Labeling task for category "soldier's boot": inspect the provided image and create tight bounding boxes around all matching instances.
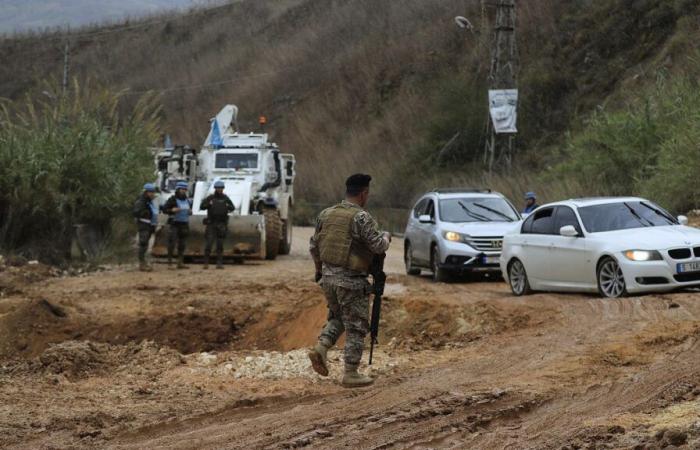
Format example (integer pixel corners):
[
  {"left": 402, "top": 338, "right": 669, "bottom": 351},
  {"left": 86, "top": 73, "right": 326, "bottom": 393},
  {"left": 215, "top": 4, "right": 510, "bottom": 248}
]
[
  {"left": 177, "top": 255, "right": 187, "bottom": 270},
  {"left": 216, "top": 255, "right": 224, "bottom": 269},
  {"left": 341, "top": 365, "right": 374, "bottom": 388},
  {"left": 203, "top": 256, "right": 209, "bottom": 270},
  {"left": 308, "top": 342, "right": 330, "bottom": 377},
  {"left": 139, "top": 261, "right": 153, "bottom": 272},
  {"left": 167, "top": 255, "right": 174, "bottom": 269}
]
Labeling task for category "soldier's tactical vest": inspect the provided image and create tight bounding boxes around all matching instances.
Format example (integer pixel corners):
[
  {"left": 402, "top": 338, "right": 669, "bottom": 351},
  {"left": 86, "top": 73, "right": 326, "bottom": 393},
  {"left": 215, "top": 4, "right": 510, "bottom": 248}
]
[
  {"left": 208, "top": 195, "right": 230, "bottom": 221},
  {"left": 318, "top": 203, "right": 374, "bottom": 273}
]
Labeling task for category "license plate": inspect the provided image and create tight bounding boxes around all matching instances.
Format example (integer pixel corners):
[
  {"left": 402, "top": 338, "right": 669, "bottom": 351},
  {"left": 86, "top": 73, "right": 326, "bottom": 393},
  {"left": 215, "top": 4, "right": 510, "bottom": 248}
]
[
  {"left": 677, "top": 262, "right": 700, "bottom": 273},
  {"left": 483, "top": 256, "right": 500, "bottom": 265}
]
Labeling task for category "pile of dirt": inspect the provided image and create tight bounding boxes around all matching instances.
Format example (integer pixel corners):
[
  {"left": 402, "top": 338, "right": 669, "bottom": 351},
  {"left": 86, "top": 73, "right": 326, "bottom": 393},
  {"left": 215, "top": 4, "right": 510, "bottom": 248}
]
[
  {"left": 0, "top": 298, "right": 71, "bottom": 359},
  {"left": 0, "top": 258, "right": 60, "bottom": 296},
  {"left": 33, "top": 341, "right": 107, "bottom": 379}
]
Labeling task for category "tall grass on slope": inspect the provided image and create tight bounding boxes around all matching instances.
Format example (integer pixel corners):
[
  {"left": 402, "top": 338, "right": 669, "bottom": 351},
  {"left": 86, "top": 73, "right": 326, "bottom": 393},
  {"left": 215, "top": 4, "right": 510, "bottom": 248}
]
[
  {"left": 0, "top": 81, "right": 161, "bottom": 262},
  {"left": 551, "top": 55, "right": 700, "bottom": 214}
]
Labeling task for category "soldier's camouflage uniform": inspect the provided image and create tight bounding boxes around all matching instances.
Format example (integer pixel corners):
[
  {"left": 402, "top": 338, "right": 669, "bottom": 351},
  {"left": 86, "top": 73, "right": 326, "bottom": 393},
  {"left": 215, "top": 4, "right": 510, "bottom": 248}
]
[{"left": 310, "top": 200, "right": 390, "bottom": 369}]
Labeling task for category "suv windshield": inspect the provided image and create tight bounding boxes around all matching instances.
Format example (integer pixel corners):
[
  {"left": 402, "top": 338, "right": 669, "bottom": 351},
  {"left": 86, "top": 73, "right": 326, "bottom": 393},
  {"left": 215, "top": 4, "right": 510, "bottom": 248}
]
[
  {"left": 439, "top": 197, "right": 519, "bottom": 223},
  {"left": 578, "top": 201, "right": 677, "bottom": 233},
  {"left": 215, "top": 153, "right": 258, "bottom": 170}
]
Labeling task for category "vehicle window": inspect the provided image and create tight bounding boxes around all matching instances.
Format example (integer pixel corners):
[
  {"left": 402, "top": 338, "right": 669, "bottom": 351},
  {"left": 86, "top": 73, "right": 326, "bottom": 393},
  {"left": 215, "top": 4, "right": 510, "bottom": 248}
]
[
  {"left": 554, "top": 206, "right": 582, "bottom": 235},
  {"left": 425, "top": 200, "right": 435, "bottom": 219},
  {"left": 438, "top": 197, "right": 519, "bottom": 223},
  {"left": 530, "top": 208, "right": 555, "bottom": 234},
  {"left": 413, "top": 199, "right": 428, "bottom": 218},
  {"left": 521, "top": 214, "right": 535, "bottom": 234},
  {"left": 215, "top": 153, "right": 258, "bottom": 169},
  {"left": 578, "top": 201, "right": 677, "bottom": 233}
]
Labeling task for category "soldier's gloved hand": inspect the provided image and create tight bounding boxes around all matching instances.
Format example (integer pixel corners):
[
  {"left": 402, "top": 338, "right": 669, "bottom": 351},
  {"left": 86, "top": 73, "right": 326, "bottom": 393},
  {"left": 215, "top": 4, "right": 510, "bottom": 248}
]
[{"left": 314, "top": 272, "right": 322, "bottom": 283}]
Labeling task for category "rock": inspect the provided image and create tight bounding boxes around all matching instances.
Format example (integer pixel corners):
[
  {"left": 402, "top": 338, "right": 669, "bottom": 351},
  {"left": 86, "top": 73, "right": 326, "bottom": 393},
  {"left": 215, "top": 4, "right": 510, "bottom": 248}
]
[
  {"left": 608, "top": 425, "right": 625, "bottom": 434},
  {"left": 665, "top": 429, "right": 687, "bottom": 446},
  {"left": 668, "top": 302, "right": 680, "bottom": 309}
]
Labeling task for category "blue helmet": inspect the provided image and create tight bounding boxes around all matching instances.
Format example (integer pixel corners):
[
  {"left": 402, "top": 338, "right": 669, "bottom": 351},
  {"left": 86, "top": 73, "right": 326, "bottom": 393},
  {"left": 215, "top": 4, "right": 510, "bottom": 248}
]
[
  {"left": 143, "top": 183, "right": 156, "bottom": 192},
  {"left": 524, "top": 191, "right": 536, "bottom": 200},
  {"left": 175, "top": 181, "right": 188, "bottom": 190},
  {"left": 214, "top": 180, "right": 225, "bottom": 189}
]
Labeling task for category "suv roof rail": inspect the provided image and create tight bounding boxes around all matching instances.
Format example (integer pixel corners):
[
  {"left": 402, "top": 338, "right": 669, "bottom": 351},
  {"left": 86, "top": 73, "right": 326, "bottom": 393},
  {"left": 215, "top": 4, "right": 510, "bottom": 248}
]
[{"left": 432, "top": 188, "right": 493, "bottom": 194}]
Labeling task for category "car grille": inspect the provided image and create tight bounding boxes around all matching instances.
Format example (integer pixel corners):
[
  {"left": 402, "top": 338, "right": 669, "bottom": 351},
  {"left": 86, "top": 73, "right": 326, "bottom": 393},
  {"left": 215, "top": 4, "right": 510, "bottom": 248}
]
[
  {"left": 669, "top": 248, "right": 692, "bottom": 259},
  {"left": 468, "top": 236, "right": 503, "bottom": 252},
  {"left": 695, "top": 247, "right": 700, "bottom": 258}
]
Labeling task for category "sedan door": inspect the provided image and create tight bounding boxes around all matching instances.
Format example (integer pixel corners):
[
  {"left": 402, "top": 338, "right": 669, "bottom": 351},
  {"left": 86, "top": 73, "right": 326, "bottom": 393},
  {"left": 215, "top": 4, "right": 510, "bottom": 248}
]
[
  {"left": 520, "top": 207, "right": 556, "bottom": 283},
  {"left": 547, "top": 206, "right": 594, "bottom": 289}
]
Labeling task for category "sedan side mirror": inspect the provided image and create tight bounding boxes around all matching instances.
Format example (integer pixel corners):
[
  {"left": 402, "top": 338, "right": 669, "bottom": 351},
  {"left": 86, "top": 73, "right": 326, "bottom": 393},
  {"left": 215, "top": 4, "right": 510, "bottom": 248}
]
[
  {"left": 678, "top": 215, "right": 689, "bottom": 226},
  {"left": 418, "top": 214, "right": 434, "bottom": 224},
  {"left": 560, "top": 225, "right": 579, "bottom": 237}
]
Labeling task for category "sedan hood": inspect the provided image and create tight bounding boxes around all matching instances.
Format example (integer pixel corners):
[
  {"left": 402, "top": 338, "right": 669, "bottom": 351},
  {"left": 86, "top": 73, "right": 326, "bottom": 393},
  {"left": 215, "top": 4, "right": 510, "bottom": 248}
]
[
  {"left": 444, "top": 221, "right": 522, "bottom": 237},
  {"left": 595, "top": 225, "right": 700, "bottom": 250}
]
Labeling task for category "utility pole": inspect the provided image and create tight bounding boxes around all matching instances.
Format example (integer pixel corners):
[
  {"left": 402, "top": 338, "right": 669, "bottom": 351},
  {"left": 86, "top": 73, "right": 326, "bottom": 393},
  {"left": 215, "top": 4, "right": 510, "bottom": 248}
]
[
  {"left": 485, "top": 0, "right": 518, "bottom": 173},
  {"left": 62, "top": 43, "right": 70, "bottom": 96}
]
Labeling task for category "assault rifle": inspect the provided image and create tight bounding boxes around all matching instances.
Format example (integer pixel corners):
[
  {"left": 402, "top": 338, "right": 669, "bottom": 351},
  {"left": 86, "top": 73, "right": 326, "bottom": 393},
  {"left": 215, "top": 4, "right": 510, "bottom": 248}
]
[{"left": 368, "top": 252, "right": 386, "bottom": 365}]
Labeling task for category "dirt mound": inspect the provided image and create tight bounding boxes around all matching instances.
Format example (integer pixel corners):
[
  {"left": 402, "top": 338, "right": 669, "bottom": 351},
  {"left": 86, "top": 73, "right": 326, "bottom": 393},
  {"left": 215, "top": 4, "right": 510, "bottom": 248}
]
[
  {"left": 0, "top": 261, "right": 60, "bottom": 296},
  {"left": 0, "top": 298, "right": 71, "bottom": 359},
  {"left": 33, "top": 341, "right": 107, "bottom": 378}
]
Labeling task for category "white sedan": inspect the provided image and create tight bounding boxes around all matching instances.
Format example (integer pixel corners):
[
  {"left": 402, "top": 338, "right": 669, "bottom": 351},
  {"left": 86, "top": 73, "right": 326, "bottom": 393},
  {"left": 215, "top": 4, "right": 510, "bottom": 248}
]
[{"left": 500, "top": 197, "right": 699, "bottom": 298}]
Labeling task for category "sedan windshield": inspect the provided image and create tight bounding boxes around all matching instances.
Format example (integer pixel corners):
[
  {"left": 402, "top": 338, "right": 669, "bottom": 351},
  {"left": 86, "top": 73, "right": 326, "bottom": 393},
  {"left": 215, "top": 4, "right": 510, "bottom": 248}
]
[
  {"left": 578, "top": 201, "right": 677, "bottom": 233},
  {"left": 439, "top": 197, "right": 519, "bottom": 223}
]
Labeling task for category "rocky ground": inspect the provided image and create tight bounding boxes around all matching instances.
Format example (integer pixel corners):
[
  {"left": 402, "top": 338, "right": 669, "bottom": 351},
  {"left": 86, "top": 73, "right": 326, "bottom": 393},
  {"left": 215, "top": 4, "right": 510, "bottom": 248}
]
[{"left": 1, "top": 228, "right": 700, "bottom": 449}]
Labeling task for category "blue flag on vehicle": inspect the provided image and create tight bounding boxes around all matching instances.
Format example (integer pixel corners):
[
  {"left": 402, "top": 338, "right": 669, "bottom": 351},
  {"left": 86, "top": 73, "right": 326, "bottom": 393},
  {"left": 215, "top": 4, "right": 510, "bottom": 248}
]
[{"left": 210, "top": 120, "right": 223, "bottom": 148}]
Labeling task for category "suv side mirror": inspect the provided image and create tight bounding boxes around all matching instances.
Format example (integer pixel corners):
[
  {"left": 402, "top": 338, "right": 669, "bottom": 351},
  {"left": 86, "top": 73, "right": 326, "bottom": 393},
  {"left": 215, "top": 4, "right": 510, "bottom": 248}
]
[
  {"left": 678, "top": 215, "right": 689, "bottom": 226},
  {"left": 418, "top": 214, "right": 434, "bottom": 224},
  {"left": 560, "top": 225, "right": 579, "bottom": 237}
]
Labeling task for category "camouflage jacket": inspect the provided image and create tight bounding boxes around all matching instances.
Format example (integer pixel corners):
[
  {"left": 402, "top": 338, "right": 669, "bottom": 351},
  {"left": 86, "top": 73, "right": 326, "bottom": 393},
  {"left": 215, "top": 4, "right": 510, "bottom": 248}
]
[{"left": 310, "top": 200, "right": 390, "bottom": 289}]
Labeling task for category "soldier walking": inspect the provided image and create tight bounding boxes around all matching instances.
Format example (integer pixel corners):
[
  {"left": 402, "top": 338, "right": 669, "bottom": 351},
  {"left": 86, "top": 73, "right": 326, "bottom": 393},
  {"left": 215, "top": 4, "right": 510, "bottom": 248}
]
[
  {"left": 200, "top": 180, "right": 235, "bottom": 269},
  {"left": 162, "top": 181, "right": 192, "bottom": 269},
  {"left": 133, "top": 183, "right": 159, "bottom": 272},
  {"left": 308, "top": 174, "right": 391, "bottom": 387}
]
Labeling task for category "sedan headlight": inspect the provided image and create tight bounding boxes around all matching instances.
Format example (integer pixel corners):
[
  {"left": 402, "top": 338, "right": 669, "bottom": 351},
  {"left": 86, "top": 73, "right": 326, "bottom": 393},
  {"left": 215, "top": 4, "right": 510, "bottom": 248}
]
[
  {"left": 444, "top": 231, "right": 470, "bottom": 243},
  {"left": 623, "top": 250, "right": 662, "bottom": 261}
]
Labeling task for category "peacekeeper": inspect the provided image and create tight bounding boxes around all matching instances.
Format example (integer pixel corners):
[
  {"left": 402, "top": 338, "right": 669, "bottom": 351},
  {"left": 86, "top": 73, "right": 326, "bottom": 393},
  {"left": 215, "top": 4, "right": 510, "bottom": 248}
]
[
  {"left": 200, "top": 180, "right": 235, "bottom": 269},
  {"left": 162, "top": 181, "right": 192, "bottom": 269},
  {"left": 133, "top": 182, "right": 159, "bottom": 272},
  {"left": 307, "top": 173, "right": 391, "bottom": 388}
]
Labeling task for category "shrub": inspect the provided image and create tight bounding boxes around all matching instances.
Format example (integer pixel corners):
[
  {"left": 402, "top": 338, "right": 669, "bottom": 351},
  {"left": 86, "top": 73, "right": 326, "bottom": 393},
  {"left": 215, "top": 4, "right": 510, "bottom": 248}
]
[{"left": 0, "top": 80, "right": 161, "bottom": 262}]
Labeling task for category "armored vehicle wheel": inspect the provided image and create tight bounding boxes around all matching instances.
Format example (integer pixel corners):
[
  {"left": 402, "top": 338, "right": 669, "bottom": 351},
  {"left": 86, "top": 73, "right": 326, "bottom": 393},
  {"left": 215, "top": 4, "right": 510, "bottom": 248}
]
[
  {"left": 279, "top": 205, "right": 293, "bottom": 255},
  {"left": 264, "top": 208, "right": 282, "bottom": 260}
]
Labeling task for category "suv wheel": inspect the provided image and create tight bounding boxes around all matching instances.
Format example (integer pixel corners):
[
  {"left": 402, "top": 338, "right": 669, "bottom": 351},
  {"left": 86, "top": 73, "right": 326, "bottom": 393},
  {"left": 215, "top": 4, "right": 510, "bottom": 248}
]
[
  {"left": 431, "top": 246, "right": 448, "bottom": 283},
  {"left": 508, "top": 259, "right": 532, "bottom": 296},
  {"left": 405, "top": 242, "right": 421, "bottom": 276}
]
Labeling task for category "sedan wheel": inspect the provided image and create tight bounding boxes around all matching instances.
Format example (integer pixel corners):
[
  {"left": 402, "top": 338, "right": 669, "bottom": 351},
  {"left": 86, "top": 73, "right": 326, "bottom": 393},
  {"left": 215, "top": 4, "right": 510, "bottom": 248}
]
[
  {"left": 405, "top": 243, "right": 421, "bottom": 276},
  {"left": 508, "top": 259, "right": 532, "bottom": 296},
  {"left": 597, "top": 257, "right": 626, "bottom": 298}
]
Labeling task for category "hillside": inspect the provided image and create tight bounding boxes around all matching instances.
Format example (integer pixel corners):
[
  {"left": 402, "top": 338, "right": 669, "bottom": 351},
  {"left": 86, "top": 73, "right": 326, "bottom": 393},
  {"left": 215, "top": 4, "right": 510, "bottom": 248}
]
[{"left": 1, "top": 0, "right": 699, "bottom": 208}]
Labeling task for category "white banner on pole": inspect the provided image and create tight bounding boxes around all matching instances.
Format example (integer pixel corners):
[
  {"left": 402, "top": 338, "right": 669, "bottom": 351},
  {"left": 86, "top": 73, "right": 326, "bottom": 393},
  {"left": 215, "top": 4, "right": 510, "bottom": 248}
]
[{"left": 488, "top": 89, "right": 518, "bottom": 134}]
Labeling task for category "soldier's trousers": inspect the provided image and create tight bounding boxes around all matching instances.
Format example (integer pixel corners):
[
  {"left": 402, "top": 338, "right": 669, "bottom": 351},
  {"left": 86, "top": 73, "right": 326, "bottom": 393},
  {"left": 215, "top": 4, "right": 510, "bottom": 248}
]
[
  {"left": 137, "top": 224, "right": 155, "bottom": 262},
  {"left": 319, "top": 282, "right": 370, "bottom": 368},
  {"left": 204, "top": 222, "right": 227, "bottom": 260},
  {"left": 167, "top": 222, "right": 189, "bottom": 258}
]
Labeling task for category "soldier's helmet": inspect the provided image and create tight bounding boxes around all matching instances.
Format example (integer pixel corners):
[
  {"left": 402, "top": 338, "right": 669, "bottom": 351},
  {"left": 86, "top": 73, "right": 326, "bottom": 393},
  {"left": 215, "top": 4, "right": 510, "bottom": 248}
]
[
  {"left": 176, "top": 181, "right": 188, "bottom": 190},
  {"left": 214, "top": 180, "right": 225, "bottom": 189},
  {"left": 143, "top": 183, "right": 156, "bottom": 192}
]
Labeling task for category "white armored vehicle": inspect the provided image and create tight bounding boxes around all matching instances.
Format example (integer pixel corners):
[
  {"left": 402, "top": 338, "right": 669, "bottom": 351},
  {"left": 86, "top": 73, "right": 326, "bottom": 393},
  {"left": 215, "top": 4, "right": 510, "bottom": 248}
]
[{"left": 152, "top": 105, "right": 295, "bottom": 260}]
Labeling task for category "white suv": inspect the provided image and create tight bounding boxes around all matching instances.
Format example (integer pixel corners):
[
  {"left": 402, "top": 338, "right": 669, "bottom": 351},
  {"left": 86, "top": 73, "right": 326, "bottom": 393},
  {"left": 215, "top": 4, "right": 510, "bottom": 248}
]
[{"left": 403, "top": 189, "right": 522, "bottom": 281}]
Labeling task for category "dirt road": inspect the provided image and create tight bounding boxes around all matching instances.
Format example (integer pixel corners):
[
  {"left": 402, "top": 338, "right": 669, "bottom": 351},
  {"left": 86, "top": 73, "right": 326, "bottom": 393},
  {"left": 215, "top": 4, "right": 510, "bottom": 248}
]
[{"left": 2, "top": 228, "right": 700, "bottom": 449}]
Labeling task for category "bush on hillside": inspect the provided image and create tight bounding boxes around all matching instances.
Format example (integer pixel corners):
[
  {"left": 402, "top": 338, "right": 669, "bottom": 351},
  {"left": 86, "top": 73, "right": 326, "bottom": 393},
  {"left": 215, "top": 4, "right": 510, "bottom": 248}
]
[
  {"left": 552, "top": 58, "right": 700, "bottom": 213},
  {"left": 0, "top": 80, "right": 161, "bottom": 262}
]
